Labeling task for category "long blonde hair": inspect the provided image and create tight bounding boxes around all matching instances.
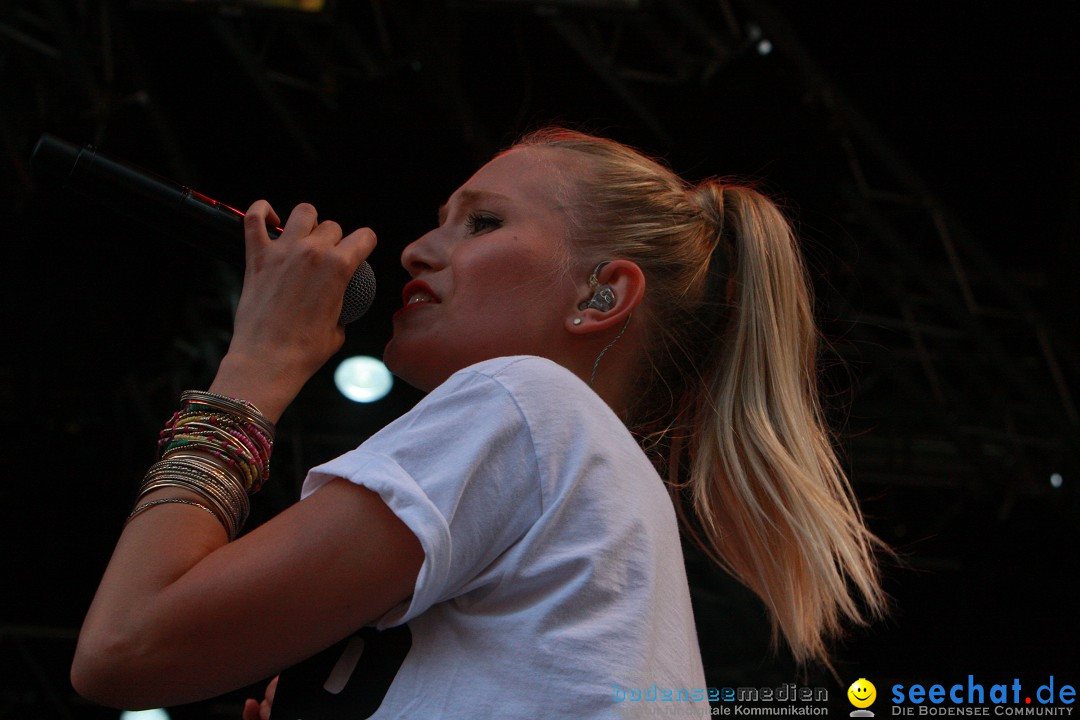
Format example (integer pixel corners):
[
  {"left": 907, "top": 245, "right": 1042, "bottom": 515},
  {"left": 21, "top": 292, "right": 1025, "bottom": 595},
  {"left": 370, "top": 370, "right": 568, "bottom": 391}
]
[{"left": 514, "top": 127, "right": 886, "bottom": 665}]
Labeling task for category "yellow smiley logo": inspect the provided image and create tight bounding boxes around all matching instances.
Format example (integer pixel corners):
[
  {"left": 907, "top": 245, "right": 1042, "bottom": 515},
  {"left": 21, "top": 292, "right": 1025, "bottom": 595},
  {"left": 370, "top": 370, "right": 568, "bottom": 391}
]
[{"left": 848, "top": 678, "right": 877, "bottom": 709}]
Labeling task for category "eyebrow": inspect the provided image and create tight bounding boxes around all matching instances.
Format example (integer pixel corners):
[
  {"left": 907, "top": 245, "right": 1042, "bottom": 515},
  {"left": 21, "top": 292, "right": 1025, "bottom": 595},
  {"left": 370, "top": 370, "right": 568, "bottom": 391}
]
[{"left": 437, "top": 189, "right": 513, "bottom": 226}]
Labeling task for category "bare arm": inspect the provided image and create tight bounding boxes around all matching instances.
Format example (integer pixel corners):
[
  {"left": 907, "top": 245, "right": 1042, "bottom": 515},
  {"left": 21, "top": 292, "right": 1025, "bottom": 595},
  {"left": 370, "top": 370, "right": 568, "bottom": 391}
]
[
  {"left": 73, "top": 477, "right": 422, "bottom": 708},
  {"left": 71, "top": 202, "right": 423, "bottom": 709}
]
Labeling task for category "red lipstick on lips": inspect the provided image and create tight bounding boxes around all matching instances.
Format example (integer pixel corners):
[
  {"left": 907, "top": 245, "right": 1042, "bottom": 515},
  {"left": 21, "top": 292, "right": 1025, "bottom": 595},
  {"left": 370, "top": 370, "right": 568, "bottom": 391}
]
[{"left": 396, "top": 280, "right": 440, "bottom": 317}]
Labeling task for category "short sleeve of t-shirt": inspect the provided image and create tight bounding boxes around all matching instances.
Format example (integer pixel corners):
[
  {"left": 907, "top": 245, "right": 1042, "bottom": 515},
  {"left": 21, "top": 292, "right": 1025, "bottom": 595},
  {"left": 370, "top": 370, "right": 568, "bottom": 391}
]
[{"left": 302, "top": 359, "right": 545, "bottom": 628}]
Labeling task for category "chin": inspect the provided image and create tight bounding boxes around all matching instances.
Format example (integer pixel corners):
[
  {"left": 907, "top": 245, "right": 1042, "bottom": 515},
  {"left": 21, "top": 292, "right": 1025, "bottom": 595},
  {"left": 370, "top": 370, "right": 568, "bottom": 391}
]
[{"left": 383, "top": 341, "right": 444, "bottom": 393}]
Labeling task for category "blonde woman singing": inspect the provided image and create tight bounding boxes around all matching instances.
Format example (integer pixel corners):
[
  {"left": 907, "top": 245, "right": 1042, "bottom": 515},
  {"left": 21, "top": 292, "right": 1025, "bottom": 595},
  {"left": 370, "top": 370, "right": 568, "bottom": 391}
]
[{"left": 73, "top": 128, "right": 885, "bottom": 719}]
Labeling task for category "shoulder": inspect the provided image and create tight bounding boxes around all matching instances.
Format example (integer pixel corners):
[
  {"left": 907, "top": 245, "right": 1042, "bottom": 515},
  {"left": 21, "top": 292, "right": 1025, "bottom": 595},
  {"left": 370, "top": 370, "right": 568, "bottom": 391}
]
[
  {"left": 386, "top": 356, "right": 583, "bottom": 433},
  {"left": 331, "top": 357, "right": 587, "bottom": 471},
  {"left": 442, "top": 355, "right": 615, "bottom": 432},
  {"left": 448, "top": 355, "right": 588, "bottom": 399},
  {"left": 451, "top": 356, "right": 653, "bottom": 490}
]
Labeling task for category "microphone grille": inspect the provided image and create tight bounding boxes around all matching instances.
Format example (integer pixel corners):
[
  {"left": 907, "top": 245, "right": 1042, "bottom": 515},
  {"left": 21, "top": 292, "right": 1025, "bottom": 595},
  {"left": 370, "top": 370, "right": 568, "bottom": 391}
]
[{"left": 339, "top": 261, "right": 377, "bottom": 325}]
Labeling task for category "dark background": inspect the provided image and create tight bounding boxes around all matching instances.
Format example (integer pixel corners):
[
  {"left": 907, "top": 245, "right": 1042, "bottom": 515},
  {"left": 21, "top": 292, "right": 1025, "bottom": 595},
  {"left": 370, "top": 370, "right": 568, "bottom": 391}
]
[{"left": 2, "top": 1, "right": 1078, "bottom": 717}]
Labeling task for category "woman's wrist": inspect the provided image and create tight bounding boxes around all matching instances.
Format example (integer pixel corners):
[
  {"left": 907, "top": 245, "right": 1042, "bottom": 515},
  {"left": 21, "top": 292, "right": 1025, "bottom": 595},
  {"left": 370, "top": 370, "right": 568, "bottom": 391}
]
[{"left": 209, "top": 352, "right": 307, "bottom": 424}]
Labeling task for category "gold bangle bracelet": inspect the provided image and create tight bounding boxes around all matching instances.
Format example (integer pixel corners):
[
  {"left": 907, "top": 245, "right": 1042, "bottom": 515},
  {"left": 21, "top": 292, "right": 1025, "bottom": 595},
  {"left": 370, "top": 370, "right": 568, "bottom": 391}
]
[{"left": 126, "top": 498, "right": 219, "bottom": 526}]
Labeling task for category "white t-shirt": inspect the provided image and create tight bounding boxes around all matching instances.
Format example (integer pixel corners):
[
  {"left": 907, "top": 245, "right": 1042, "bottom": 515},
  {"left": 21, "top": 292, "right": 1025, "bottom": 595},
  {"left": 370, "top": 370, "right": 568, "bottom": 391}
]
[{"left": 298, "top": 355, "right": 708, "bottom": 718}]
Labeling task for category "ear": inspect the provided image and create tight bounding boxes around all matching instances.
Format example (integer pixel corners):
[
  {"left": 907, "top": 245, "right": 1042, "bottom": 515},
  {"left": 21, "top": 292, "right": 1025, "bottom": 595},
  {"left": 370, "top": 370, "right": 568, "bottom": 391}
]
[{"left": 565, "top": 259, "right": 646, "bottom": 335}]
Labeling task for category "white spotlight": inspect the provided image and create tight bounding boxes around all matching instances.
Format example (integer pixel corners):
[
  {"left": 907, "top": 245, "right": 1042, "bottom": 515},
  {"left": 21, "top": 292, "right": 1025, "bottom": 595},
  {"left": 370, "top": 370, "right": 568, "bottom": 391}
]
[
  {"left": 757, "top": 39, "right": 773, "bottom": 55},
  {"left": 120, "top": 710, "right": 171, "bottom": 720},
  {"left": 1050, "top": 472, "right": 1063, "bottom": 489},
  {"left": 335, "top": 356, "right": 393, "bottom": 403}
]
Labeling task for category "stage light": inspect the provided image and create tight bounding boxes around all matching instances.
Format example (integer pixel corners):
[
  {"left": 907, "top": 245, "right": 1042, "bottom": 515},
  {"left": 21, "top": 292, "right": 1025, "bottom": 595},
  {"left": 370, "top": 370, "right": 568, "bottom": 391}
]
[
  {"left": 746, "top": 24, "right": 772, "bottom": 56},
  {"left": 335, "top": 356, "right": 393, "bottom": 403},
  {"left": 120, "top": 710, "right": 171, "bottom": 720},
  {"left": 1050, "top": 472, "right": 1063, "bottom": 489}
]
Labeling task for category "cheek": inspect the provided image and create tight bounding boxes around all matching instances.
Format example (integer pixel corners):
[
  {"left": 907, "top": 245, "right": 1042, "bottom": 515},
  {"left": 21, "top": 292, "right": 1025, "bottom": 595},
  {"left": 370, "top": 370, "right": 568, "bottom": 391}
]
[
  {"left": 458, "top": 242, "right": 572, "bottom": 308},
  {"left": 459, "top": 242, "right": 525, "bottom": 279}
]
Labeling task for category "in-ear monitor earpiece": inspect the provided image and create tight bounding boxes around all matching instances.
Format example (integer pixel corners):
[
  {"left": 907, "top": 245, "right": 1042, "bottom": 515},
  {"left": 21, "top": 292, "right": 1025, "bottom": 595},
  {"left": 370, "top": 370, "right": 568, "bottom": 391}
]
[{"left": 579, "top": 260, "right": 616, "bottom": 312}]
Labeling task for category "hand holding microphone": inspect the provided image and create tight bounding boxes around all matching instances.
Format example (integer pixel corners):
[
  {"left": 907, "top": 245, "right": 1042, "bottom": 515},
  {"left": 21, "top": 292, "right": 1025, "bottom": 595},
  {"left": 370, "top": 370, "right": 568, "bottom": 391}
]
[
  {"left": 30, "top": 134, "right": 377, "bottom": 324},
  {"left": 30, "top": 133, "right": 382, "bottom": 421},
  {"left": 223, "top": 197, "right": 378, "bottom": 409}
]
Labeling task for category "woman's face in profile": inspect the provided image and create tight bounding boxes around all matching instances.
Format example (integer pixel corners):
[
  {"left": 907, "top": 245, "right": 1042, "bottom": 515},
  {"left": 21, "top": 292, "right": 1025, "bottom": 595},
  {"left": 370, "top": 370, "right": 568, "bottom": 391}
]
[{"left": 383, "top": 147, "right": 586, "bottom": 391}]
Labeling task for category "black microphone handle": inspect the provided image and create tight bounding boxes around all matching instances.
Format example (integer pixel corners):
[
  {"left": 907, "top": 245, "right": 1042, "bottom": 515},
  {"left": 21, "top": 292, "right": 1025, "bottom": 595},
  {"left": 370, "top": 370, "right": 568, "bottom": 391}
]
[{"left": 30, "top": 134, "right": 375, "bottom": 324}]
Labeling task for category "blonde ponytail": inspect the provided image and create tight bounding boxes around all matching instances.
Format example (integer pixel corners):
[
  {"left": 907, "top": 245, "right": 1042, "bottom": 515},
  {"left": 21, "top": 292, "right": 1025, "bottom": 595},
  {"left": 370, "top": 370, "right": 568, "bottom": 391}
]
[
  {"left": 686, "top": 185, "right": 886, "bottom": 664},
  {"left": 513, "top": 128, "right": 887, "bottom": 665}
]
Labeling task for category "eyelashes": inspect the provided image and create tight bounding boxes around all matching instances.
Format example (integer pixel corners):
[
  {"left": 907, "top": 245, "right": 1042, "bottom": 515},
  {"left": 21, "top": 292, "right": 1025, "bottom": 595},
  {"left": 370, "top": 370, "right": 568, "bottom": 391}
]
[
  {"left": 435, "top": 205, "right": 503, "bottom": 235},
  {"left": 465, "top": 211, "right": 502, "bottom": 235}
]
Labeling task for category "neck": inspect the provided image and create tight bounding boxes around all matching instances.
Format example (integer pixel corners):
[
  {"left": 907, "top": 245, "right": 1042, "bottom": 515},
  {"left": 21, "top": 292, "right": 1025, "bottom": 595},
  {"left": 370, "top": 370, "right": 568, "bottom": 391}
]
[{"left": 571, "top": 319, "right": 645, "bottom": 422}]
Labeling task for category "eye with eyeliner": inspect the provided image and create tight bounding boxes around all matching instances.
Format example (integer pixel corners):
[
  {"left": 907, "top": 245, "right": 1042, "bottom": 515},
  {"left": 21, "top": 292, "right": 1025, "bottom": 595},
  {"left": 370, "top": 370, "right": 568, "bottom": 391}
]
[{"left": 465, "top": 211, "right": 502, "bottom": 234}]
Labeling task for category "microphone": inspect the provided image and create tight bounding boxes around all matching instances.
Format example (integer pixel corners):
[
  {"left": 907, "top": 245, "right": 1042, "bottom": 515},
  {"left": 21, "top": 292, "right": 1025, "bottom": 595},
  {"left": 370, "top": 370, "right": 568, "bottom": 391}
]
[{"left": 29, "top": 133, "right": 376, "bottom": 324}]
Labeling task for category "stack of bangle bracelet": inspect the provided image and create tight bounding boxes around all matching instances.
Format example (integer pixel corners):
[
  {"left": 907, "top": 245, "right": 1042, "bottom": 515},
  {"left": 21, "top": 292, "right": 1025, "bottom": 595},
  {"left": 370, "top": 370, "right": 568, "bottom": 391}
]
[{"left": 126, "top": 390, "right": 275, "bottom": 540}]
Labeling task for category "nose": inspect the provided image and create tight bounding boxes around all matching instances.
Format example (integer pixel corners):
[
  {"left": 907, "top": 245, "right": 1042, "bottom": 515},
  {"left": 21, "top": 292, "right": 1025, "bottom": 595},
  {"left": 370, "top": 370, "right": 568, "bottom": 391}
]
[{"left": 400, "top": 229, "right": 439, "bottom": 277}]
